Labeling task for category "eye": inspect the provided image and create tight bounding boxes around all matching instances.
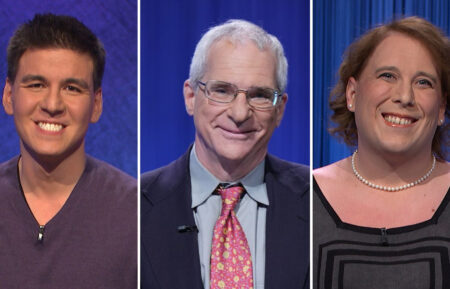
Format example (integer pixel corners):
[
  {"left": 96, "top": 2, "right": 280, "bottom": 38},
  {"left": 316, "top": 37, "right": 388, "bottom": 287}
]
[
  {"left": 249, "top": 87, "right": 273, "bottom": 103},
  {"left": 212, "top": 87, "right": 227, "bottom": 94},
  {"left": 209, "top": 83, "right": 234, "bottom": 95},
  {"left": 25, "top": 82, "right": 45, "bottom": 90},
  {"left": 253, "top": 88, "right": 271, "bottom": 98},
  {"left": 416, "top": 78, "right": 433, "bottom": 88},
  {"left": 64, "top": 85, "right": 82, "bottom": 93},
  {"left": 378, "top": 72, "right": 396, "bottom": 81}
]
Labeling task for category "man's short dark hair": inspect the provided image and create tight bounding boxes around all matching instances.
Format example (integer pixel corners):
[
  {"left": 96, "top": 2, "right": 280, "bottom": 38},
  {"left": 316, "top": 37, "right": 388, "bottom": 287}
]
[{"left": 7, "top": 13, "right": 106, "bottom": 90}]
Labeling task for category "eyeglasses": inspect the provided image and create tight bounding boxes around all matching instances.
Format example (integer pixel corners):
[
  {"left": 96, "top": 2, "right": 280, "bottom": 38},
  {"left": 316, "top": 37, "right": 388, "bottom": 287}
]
[{"left": 197, "top": 80, "right": 282, "bottom": 110}]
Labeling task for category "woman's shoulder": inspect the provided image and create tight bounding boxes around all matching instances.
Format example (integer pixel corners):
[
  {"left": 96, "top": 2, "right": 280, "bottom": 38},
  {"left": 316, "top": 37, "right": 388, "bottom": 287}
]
[
  {"left": 313, "top": 157, "right": 358, "bottom": 200},
  {"left": 314, "top": 158, "right": 352, "bottom": 183}
]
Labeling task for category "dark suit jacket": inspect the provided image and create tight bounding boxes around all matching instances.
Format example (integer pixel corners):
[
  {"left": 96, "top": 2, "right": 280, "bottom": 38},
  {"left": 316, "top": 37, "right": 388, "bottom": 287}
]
[{"left": 141, "top": 149, "right": 309, "bottom": 289}]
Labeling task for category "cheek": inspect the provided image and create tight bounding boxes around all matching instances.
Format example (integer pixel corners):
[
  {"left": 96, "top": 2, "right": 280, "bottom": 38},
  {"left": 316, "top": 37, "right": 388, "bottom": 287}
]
[
  {"left": 67, "top": 100, "right": 94, "bottom": 123},
  {"left": 12, "top": 96, "right": 33, "bottom": 116},
  {"left": 423, "top": 93, "right": 443, "bottom": 115},
  {"left": 355, "top": 81, "right": 390, "bottom": 106},
  {"left": 256, "top": 112, "right": 277, "bottom": 132},
  {"left": 194, "top": 99, "right": 226, "bottom": 122},
  {"left": 411, "top": 90, "right": 441, "bottom": 119}
]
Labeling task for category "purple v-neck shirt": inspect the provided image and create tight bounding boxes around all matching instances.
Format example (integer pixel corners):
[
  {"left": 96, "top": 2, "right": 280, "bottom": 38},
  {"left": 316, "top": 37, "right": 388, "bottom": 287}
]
[{"left": 0, "top": 156, "right": 137, "bottom": 288}]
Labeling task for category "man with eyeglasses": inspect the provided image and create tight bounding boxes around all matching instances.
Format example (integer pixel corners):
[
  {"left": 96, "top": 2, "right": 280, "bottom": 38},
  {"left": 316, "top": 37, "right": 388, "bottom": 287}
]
[{"left": 141, "top": 19, "right": 309, "bottom": 289}]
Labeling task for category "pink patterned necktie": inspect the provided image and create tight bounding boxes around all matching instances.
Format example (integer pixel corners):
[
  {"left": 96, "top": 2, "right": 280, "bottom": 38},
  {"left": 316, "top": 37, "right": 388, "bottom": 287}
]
[{"left": 210, "top": 184, "right": 254, "bottom": 289}]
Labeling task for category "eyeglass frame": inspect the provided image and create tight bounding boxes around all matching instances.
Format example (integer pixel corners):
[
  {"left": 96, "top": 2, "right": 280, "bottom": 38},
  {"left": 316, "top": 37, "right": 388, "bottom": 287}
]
[{"left": 196, "top": 80, "right": 283, "bottom": 110}]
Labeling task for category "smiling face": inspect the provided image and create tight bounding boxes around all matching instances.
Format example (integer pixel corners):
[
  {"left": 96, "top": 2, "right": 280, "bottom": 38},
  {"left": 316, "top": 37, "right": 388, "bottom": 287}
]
[
  {"left": 346, "top": 32, "right": 445, "bottom": 158},
  {"left": 184, "top": 39, "right": 287, "bottom": 177},
  {"left": 2, "top": 48, "right": 102, "bottom": 162}
]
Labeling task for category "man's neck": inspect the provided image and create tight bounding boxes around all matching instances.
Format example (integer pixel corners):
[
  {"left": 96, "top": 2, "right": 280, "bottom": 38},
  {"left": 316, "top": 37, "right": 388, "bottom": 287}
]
[{"left": 19, "top": 146, "right": 87, "bottom": 198}]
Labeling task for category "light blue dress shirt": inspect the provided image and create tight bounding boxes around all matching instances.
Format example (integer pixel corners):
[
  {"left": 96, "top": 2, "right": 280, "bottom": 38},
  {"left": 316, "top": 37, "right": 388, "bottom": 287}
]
[{"left": 190, "top": 147, "right": 268, "bottom": 289}]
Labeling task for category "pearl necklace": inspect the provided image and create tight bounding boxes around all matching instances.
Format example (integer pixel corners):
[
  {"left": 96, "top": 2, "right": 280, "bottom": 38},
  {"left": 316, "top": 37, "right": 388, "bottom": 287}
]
[{"left": 351, "top": 150, "right": 436, "bottom": 192}]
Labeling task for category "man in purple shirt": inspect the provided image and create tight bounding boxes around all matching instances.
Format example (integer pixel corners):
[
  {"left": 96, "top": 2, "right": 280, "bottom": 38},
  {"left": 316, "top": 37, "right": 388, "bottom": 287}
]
[{"left": 0, "top": 14, "right": 136, "bottom": 288}]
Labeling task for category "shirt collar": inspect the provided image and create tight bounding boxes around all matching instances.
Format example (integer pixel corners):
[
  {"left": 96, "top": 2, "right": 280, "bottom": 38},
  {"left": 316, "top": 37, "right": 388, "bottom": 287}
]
[{"left": 190, "top": 145, "right": 268, "bottom": 208}]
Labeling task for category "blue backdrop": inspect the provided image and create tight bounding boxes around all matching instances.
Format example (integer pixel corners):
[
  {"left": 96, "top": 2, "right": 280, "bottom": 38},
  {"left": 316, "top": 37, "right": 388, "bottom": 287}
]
[
  {"left": 0, "top": 0, "right": 137, "bottom": 177},
  {"left": 141, "top": 0, "right": 310, "bottom": 173},
  {"left": 313, "top": 0, "right": 450, "bottom": 168}
]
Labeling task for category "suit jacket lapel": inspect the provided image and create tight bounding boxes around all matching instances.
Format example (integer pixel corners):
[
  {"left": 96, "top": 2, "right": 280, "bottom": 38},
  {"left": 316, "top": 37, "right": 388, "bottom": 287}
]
[
  {"left": 141, "top": 150, "right": 204, "bottom": 289},
  {"left": 264, "top": 155, "right": 310, "bottom": 289}
]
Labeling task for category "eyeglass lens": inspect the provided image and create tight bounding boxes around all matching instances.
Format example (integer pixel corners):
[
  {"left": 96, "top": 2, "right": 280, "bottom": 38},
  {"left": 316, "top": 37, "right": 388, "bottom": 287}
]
[{"left": 205, "top": 81, "right": 277, "bottom": 108}]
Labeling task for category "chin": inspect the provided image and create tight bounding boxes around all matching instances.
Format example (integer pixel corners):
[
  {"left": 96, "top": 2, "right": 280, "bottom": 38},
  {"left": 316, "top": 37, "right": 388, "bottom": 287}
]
[
  {"left": 22, "top": 140, "right": 84, "bottom": 162},
  {"left": 29, "top": 148, "right": 67, "bottom": 160}
]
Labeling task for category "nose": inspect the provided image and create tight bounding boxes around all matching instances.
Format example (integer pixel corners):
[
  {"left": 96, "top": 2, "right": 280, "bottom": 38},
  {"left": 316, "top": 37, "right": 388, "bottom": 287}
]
[
  {"left": 227, "top": 91, "right": 251, "bottom": 125},
  {"left": 40, "top": 87, "right": 65, "bottom": 116},
  {"left": 392, "top": 81, "right": 415, "bottom": 106}
]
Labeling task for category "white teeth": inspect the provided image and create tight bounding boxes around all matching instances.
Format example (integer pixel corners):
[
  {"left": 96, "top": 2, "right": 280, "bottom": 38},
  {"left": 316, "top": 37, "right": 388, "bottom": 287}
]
[
  {"left": 38, "top": 122, "right": 63, "bottom": 132},
  {"left": 384, "top": 115, "right": 412, "bottom": 125}
]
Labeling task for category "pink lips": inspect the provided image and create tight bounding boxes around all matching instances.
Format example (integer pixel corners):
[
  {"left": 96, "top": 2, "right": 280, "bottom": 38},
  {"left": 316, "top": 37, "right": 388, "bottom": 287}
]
[{"left": 218, "top": 126, "right": 256, "bottom": 139}]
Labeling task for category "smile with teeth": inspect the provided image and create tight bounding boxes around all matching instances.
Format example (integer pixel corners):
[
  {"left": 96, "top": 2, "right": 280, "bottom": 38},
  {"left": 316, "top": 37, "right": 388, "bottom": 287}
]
[
  {"left": 383, "top": 114, "right": 415, "bottom": 125},
  {"left": 38, "top": 122, "right": 64, "bottom": 132}
]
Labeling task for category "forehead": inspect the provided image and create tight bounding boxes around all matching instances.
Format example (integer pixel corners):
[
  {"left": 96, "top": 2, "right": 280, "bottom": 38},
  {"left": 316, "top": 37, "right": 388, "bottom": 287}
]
[
  {"left": 16, "top": 48, "right": 94, "bottom": 83},
  {"left": 204, "top": 39, "right": 277, "bottom": 87},
  {"left": 364, "top": 32, "right": 438, "bottom": 74}
]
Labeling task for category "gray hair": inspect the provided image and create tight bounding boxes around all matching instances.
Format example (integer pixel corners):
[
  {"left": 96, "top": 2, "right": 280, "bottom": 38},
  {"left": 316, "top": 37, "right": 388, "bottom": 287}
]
[{"left": 189, "top": 19, "right": 288, "bottom": 92}]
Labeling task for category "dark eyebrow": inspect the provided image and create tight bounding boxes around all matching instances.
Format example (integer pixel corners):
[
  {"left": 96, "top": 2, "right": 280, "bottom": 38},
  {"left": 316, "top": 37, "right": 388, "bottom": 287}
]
[
  {"left": 63, "top": 78, "right": 89, "bottom": 90},
  {"left": 20, "top": 74, "right": 48, "bottom": 84}
]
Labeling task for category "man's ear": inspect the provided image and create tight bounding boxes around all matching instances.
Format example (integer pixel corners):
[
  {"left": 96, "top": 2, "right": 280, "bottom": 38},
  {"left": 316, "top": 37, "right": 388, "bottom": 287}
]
[
  {"left": 346, "top": 77, "right": 357, "bottom": 112},
  {"left": 3, "top": 78, "right": 14, "bottom": 115},
  {"left": 90, "top": 87, "right": 103, "bottom": 123},
  {"left": 275, "top": 93, "right": 288, "bottom": 126},
  {"left": 184, "top": 79, "right": 195, "bottom": 116}
]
